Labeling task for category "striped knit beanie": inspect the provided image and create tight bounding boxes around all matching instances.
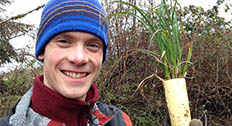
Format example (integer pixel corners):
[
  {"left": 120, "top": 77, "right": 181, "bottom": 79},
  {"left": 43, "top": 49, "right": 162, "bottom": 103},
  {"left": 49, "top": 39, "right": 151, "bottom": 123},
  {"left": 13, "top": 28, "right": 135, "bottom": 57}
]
[{"left": 35, "top": 0, "right": 108, "bottom": 62}]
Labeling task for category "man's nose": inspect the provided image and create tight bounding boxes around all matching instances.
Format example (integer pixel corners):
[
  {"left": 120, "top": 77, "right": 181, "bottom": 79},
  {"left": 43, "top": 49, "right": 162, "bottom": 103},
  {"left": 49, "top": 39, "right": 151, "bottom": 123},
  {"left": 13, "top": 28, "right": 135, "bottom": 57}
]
[{"left": 67, "top": 46, "right": 89, "bottom": 65}]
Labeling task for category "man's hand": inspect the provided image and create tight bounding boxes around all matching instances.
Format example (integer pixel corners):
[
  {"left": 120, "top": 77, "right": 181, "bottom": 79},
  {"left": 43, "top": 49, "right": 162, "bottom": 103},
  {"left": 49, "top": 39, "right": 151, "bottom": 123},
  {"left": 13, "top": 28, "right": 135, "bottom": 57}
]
[{"left": 189, "top": 119, "right": 203, "bottom": 126}]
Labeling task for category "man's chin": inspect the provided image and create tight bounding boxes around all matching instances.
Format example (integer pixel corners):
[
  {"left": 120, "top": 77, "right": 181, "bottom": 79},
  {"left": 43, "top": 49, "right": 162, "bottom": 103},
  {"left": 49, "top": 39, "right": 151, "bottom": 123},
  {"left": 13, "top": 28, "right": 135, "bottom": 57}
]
[{"left": 62, "top": 92, "right": 86, "bottom": 101}]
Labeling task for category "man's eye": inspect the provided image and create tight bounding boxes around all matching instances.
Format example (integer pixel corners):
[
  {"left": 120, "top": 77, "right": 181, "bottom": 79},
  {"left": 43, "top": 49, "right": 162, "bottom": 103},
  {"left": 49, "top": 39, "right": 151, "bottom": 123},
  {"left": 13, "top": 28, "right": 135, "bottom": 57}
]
[
  {"left": 57, "top": 39, "right": 68, "bottom": 43},
  {"left": 53, "top": 38, "right": 71, "bottom": 47},
  {"left": 88, "top": 43, "right": 103, "bottom": 51},
  {"left": 89, "top": 43, "right": 99, "bottom": 47}
]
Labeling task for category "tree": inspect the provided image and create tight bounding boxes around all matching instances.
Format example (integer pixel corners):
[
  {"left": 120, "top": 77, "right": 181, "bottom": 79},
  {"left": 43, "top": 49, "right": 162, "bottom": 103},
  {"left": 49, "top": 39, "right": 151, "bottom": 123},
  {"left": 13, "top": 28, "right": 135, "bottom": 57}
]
[
  {"left": 0, "top": 20, "right": 33, "bottom": 65},
  {"left": 0, "top": 0, "right": 36, "bottom": 65}
]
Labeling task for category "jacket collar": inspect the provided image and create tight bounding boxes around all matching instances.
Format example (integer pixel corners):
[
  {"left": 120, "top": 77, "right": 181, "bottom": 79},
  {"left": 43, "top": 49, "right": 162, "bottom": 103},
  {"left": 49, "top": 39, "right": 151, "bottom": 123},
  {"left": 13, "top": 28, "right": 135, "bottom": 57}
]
[{"left": 31, "top": 75, "right": 98, "bottom": 126}]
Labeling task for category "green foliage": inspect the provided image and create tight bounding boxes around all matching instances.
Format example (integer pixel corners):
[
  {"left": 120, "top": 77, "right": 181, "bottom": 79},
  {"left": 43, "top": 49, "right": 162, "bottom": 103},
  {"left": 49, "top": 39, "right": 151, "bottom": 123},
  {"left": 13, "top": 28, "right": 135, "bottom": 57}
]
[
  {"left": 109, "top": 0, "right": 192, "bottom": 79},
  {"left": 0, "top": 65, "right": 42, "bottom": 116},
  {"left": 0, "top": 95, "right": 21, "bottom": 117},
  {"left": 1, "top": 79, "right": 10, "bottom": 85}
]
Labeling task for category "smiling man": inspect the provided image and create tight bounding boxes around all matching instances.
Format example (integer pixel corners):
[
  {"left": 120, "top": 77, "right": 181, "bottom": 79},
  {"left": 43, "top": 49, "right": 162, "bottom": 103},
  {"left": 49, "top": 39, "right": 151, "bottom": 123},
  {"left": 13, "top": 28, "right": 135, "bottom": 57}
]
[
  {"left": 0, "top": 0, "right": 132, "bottom": 126},
  {"left": 41, "top": 31, "right": 104, "bottom": 101}
]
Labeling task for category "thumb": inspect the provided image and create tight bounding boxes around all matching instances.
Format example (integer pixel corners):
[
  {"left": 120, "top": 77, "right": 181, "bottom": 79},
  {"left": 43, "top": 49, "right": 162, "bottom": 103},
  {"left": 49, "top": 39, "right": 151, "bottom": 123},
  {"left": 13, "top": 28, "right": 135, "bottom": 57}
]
[{"left": 189, "top": 119, "right": 203, "bottom": 126}]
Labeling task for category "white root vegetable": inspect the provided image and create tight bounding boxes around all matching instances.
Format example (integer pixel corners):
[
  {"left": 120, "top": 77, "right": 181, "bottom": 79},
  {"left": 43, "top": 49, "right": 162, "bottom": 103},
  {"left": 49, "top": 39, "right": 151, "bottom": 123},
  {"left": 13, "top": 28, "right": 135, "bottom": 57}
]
[{"left": 163, "top": 78, "right": 191, "bottom": 126}]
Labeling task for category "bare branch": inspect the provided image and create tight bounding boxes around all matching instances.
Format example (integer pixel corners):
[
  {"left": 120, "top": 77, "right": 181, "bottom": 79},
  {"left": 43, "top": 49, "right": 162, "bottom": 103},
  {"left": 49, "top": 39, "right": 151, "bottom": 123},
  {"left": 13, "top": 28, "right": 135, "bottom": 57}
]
[{"left": 0, "top": 4, "right": 45, "bottom": 25}]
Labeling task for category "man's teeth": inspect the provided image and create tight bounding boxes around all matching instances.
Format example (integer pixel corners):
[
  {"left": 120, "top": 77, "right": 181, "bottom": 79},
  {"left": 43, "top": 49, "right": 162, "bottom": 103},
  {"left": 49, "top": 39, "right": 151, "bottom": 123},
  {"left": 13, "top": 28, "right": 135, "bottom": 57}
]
[{"left": 64, "top": 72, "right": 86, "bottom": 78}]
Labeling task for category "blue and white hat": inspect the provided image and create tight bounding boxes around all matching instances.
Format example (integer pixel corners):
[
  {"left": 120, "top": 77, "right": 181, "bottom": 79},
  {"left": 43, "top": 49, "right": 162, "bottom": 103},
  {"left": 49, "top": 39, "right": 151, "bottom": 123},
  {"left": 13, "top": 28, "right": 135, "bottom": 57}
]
[{"left": 35, "top": 0, "right": 108, "bottom": 62}]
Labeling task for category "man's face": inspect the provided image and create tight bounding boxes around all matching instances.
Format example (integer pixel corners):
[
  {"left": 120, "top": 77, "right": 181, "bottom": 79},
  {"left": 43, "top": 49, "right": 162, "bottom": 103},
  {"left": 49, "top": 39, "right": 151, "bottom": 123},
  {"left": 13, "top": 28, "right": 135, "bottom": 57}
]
[{"left": 38, "top": 31, "right": 103, "bottom": 101}]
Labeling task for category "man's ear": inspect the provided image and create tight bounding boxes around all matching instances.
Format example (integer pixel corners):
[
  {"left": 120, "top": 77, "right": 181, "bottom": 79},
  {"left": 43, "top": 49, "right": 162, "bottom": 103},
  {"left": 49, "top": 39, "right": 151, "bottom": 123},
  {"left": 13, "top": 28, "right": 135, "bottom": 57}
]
[{"left": 38, "top": 54, "right": 44, "bottom": 60}]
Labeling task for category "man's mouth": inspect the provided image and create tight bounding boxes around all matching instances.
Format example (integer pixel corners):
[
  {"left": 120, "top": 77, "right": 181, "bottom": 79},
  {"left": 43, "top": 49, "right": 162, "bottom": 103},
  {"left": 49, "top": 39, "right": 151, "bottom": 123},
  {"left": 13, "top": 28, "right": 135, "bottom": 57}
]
[{"left": 62, "top": 71, "right": 88, "bottom": 79}]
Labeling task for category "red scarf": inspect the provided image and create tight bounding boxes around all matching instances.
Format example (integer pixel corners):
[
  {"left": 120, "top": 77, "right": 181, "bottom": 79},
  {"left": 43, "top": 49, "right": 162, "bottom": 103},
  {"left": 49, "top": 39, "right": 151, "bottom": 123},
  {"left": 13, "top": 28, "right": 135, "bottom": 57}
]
[{"left": 31, "top": 75, "right": 98, "bottom": 126}]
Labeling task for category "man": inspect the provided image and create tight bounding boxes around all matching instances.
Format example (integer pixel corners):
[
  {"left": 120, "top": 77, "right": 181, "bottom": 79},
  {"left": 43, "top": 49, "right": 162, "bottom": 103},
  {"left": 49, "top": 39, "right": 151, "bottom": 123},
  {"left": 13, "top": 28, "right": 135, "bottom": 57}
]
[{"left": 0, "top": 0, "right": 132, "bottom": 126}]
